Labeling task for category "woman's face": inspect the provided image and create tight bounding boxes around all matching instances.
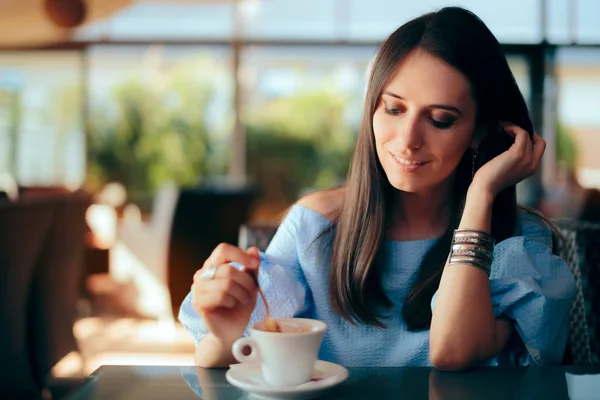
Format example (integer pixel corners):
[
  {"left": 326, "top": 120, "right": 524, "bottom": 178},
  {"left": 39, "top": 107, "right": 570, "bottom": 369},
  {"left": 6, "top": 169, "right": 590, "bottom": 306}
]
[{"left": 373, "top": 48, "right": 478, "bottom": 194}]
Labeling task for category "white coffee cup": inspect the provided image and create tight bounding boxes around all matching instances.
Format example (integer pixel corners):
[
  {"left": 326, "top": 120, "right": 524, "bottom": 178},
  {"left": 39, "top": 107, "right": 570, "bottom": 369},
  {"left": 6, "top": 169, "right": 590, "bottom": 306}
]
[{"left": 231, "top": 318, "right": 327, "bottom": 387}]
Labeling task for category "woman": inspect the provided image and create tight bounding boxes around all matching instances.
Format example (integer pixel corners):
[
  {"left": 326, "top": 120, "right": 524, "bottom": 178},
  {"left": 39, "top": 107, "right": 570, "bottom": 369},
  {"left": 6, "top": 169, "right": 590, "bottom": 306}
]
[{"left": 179, "top": 7, "right": 576, "bottom": 370}]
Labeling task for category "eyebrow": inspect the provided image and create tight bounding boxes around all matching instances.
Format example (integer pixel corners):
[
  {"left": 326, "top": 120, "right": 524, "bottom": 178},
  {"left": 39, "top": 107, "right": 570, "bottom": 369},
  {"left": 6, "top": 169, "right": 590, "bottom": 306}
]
[{"left": 383, "top": 90, "right": 463, "bottom": 116}]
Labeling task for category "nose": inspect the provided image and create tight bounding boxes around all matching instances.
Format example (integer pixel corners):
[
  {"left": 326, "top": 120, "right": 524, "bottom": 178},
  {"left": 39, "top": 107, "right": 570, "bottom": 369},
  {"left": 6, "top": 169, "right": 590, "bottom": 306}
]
[{"left": 396, "top": 113, "right": 422, "bottom": 150}]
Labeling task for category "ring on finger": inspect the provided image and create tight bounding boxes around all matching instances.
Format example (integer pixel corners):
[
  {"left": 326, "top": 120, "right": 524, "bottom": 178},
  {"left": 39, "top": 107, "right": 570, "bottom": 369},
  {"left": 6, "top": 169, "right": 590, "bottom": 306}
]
[{"left": 199, "top": 265, "right": 218, "bottom": 281}]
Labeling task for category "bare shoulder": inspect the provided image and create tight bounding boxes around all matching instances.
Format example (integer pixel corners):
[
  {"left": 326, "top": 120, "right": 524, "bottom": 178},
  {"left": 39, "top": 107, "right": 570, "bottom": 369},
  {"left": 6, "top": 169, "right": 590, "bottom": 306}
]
[{"left": 296, "top": 186, "right": 346, "bottom": 222}]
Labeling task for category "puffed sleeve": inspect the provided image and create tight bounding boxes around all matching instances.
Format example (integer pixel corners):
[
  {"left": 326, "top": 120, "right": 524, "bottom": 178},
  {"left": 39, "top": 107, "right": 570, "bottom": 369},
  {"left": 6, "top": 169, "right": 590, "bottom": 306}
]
[
  {"left": 178, "top": 205, "right": 311, "bottom": 345},
  {"left": 488, "top": 211, "right": 576, "bottom": 365}
]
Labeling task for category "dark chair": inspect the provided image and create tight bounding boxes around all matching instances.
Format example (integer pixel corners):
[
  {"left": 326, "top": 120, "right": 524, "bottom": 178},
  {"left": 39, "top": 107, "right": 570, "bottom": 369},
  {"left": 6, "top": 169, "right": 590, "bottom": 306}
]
[
  {"left": 28, "top": 191, "right": 91, "bottom": 389},
  {"left": 167, "top": 186, "right": 258, "bottom": 316},
  {"left": 554, "top": 219, "right": 600, "bottom": 366},
  {"left": 0, "top": 199, "right": 54, "bottom": 399},
  {"left": 579, "top": 188, "right": 600, "bottom": 223},
  {"left": 238, "top": 223, "right": 280, "bottom": 252}
]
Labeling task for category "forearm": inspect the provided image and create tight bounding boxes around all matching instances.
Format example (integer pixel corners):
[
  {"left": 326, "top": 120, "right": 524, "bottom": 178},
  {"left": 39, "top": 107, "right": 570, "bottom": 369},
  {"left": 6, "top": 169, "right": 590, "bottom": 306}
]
[
  {"left": 430, "top": 188, "right": 501, "bottom": 369},
  {"left": 195, "top": 333, "right": 238, "bottom": 368}
]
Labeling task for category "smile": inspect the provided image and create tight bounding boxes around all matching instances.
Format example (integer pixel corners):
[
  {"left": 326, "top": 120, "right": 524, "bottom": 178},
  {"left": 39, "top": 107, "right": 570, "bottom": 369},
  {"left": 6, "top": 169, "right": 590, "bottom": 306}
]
[{"left": 389, "top": 151, "right": 428, "bottom": 166}]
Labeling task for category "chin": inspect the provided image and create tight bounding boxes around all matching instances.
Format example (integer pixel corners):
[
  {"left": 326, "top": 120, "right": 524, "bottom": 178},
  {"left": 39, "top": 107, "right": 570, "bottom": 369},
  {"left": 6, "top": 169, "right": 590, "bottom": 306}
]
[{"left": 387, "top": 178, "right": 428, "bottom": 193}]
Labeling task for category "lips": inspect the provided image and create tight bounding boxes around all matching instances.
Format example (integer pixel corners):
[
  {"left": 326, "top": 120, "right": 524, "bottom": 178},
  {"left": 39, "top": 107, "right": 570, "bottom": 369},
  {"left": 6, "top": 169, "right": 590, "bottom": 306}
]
[{"left": 388, "top": 151, "right": 428, "bottom": 166}]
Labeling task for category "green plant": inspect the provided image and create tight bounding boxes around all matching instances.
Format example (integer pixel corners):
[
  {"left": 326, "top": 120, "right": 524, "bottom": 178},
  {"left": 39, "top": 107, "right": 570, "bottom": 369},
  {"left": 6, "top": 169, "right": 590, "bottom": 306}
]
[
  {"left": 87, "top": 58, "right": 227, "bottom": 200},
  {"left": 245, "top": 88, "right": 356, "bottom": 207},
  {"left": 556, "top": 122, "right": 578, "bottom": 170}
]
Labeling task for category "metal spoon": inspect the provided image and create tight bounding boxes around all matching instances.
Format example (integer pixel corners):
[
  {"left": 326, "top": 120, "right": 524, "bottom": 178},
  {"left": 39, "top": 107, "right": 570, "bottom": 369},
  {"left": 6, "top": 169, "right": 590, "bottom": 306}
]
[{"left": 248, "top": 270, "right": 281, "bottom": 332}]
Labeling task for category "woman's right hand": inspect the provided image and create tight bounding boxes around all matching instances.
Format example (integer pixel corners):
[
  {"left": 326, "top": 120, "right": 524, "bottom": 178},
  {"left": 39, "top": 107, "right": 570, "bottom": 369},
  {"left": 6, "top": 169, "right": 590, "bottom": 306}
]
[{"left": 191, "top": 243, "right": 261, "bottom": 345}]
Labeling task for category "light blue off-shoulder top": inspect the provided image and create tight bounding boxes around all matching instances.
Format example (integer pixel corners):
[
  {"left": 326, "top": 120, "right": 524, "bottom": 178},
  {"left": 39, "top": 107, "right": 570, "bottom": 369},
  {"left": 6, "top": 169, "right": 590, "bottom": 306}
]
[{"left": 179, "top": 205, "right": 576, "bottom": 367}]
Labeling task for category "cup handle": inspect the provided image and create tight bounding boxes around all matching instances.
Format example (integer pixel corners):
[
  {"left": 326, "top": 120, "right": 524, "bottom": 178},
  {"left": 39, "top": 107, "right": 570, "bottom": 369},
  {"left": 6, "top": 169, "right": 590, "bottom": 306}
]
[{"left": 232, "top": 337, "right": 261, "bottom": 363}]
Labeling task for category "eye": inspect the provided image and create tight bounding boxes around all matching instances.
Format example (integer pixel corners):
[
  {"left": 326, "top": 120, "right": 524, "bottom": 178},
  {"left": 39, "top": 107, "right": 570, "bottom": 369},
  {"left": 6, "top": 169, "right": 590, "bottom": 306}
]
[
  {"left": 382, "top": 101, "right": 404, "bottom": 116},
  {"left": 430, "top": 118, "right": 455, "bottom": 129}
]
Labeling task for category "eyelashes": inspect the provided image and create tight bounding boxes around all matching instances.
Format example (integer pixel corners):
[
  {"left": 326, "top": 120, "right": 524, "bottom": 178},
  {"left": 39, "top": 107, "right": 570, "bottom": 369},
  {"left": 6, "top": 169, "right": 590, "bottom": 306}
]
[
  {"left": 384, "top": 107, "right": 402, "bottom": 116},
  {"left": 383, "top": 107, "right": 456, "bottom": 129},
  {"left": 430, "top": 118, "right": 454, "bottom": 129}
]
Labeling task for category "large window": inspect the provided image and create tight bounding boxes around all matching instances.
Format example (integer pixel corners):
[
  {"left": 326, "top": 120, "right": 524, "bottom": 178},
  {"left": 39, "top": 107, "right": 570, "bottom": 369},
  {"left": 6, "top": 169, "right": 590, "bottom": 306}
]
[
  {"left": 4, "top": 0, "right": 593, "bottom": 216},
  {"left": 0, "top": 51, "right": 84, "bottom": 187},
  {"left": 240, "top": 45, "right": 373, "bottom": 219},
  {"left": 557, "top": 47, "right": 600, "bottom": 188},
  {"left": 239, "top": 45, "right": 532, "bottom": 219},
  {"left": 86, "top": 45, "right": 233, "bottom": 204}
]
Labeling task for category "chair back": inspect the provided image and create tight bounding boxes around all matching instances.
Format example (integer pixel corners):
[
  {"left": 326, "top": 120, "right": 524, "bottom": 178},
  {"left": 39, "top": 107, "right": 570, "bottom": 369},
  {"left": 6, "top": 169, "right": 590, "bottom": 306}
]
[
  {"left": 28, "top": 191, "right": 91, "bottom": 387},
  {"left": 0, "top": 199, "right": 54, "bottom": 398},
  {"left": 238, "top": 223, "right": 279, "bottom": 251},
  {"left": 554, "top": 219, "right": 600, "bottom": 366},
  {"left": 168, "top": 186, "right": 258, "bottom": 315}
]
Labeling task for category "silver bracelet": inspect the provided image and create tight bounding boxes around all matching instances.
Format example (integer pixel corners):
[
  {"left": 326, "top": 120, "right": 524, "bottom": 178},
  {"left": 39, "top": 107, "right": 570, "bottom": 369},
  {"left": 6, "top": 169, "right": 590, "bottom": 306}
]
[
  {"left": 449, "top": 229, "right": 495, "bottom": 276},
  {"left": 451, "top": 244, "right": 493, "bottom": 262},
  {"left": 448, "top": 255, "right": 491, "bottom": 275},
  {"left": 453, "top": 231, "right": 494, "bottom": 246},
  {"left": 451, "top": 249, "right": 493, "bottom": 263}
]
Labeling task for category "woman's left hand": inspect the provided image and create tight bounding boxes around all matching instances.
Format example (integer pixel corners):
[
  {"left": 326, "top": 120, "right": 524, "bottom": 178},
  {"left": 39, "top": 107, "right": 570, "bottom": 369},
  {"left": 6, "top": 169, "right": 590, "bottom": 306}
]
[{"left": 471, "top": 121, "right": 546, "bottom": 198}]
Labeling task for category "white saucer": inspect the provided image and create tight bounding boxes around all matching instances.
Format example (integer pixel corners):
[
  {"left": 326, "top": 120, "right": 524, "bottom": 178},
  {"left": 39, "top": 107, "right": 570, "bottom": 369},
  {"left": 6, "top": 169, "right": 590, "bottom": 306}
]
[{"left": 225, "top": 360, "right": 349, "bottom": 400}]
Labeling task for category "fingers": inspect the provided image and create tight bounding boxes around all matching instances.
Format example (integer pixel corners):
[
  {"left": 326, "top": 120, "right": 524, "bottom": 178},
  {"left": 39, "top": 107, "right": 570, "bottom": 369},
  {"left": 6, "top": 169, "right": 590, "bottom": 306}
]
[
  {"left": 191, "top": 244, "right": 262, "bottom": 313},
  {"left": 531, "top": 131, "right": 546, "bottom": 163},
  {"left": 498, "top": 121, "right": 545, "bottom": 174},
  {"left": 217, "top": 263, "right": 258, "bottom": 294},
  {"left": 245, "top": 246, "right": 261, "bottom": 273},
  {"left": 194, "top": 263, "right": 257, "bottom": 295},
  {"left": 198, "top": 277, "right": 251, "bottom": 306},
  {"left": 192, "top": 285, "right": 237, "bottom": 310},
  {"left": 498, "top": 121, "right": 531, "bottom": 158},
  {"left": 203, "top": 242, "right": 260, "bottom": 271},
  {"left": 192, "top": 262, "right": 259, "bottom": 312},
  {"left": 246, "top": 246, "right": 260, "bottom": 259}
]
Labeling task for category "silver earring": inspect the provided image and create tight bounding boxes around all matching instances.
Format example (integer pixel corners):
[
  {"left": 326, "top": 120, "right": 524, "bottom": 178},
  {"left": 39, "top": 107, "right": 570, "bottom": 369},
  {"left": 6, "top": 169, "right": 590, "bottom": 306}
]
[{"left": 471, "top": 146, "right": 479, "bottom": 179}]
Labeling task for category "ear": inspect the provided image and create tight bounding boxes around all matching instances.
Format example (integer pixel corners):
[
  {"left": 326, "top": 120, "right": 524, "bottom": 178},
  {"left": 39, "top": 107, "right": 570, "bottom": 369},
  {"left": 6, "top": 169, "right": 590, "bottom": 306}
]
[{"left": 470, "top": 124, "right": 489, "bottom": 150}]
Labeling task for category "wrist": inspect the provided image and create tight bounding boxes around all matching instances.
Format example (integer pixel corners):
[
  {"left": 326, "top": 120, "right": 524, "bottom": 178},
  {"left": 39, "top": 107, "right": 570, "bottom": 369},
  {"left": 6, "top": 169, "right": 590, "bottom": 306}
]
[
  {"left": 220, "top": 330, "right": 245, "bottom": 347},
  {"left": 196, "top": 333, "right": 239, "bottom": 368},
  {"left": 460, "top": 187, "right": 494, "bottom": 232},
  {"left": 466, "top": 185, "right": 495, "bottom": 207}
]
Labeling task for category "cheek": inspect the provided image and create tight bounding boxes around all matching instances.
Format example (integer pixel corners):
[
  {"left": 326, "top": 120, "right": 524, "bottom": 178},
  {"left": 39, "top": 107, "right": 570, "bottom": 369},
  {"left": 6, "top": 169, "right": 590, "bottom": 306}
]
[
  {"left": 442, "top": 141, "right": 464, "bottom": 158},
  {"left": 372, "top": 113, "right": 390, "bottom": 161},
  {"left": 372, "top": 111, "right": 393, "bottom": 149},
  {"left": 436, "top": 132, "right": 472, "bottom": 167}
]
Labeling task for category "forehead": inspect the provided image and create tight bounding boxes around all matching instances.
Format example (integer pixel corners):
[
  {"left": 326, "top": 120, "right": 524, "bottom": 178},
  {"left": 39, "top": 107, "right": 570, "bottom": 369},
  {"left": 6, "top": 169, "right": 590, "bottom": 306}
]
[{"left": 383, "top": 48, "right": 474, "bottom": 108}]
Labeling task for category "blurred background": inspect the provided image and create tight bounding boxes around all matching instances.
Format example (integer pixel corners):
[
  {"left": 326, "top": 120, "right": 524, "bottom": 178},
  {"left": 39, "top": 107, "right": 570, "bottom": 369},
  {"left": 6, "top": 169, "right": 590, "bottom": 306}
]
[{"left": 0, "top": 0, "right": 599, "bottom": 398}]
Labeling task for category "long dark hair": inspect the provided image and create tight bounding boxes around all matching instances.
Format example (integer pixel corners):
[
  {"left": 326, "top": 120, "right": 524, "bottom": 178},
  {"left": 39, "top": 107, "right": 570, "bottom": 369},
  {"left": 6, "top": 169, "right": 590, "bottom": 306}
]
[{"left": 329, "top": 7, "right": 534, "bottom": 330}]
